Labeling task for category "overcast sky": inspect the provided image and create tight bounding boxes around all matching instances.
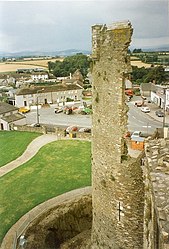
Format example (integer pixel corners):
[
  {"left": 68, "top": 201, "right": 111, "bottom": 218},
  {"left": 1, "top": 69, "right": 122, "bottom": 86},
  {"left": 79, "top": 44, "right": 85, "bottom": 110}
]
[{"left": 0, "top": 0, "right": 168, "bottom": 53}]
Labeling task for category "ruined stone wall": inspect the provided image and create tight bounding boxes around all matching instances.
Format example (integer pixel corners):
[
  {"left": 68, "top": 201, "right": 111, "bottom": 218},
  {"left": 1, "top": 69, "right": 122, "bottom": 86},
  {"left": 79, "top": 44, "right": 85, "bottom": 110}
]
[
  {"left": 91, "top": 21, "right": 144, "bottom": 249},
  {"left": 21, "top": 189, "right": 92, "bottom": 249},
  {"left": 144, "top": 139, "right": 169, "bottom": 249}
]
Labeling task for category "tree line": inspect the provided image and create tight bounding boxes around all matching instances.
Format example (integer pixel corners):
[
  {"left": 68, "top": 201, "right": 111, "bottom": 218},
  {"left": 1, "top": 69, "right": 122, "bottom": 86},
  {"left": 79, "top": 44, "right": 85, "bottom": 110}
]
[
  {"left": 48, "top": 54, "right": 91, "bottom": 78},
  {"left": 47, "top": 53, "right": 167, "bottom": 85},
  {"left": 132, "top": 65, "right": 166, "bottom": 84}
]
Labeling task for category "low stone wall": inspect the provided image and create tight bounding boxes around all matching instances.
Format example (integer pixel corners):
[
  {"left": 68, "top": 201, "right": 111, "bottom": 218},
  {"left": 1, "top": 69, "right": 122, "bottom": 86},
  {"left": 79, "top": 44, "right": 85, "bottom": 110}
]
[
  {"left": 0, "top": 187, "right": 92, "bottom": 249},
  {"left": 143, "top": 139, "right": 169, "bottom": 249},
  {"left": 13, "top": 125, "right": 92, "bottom": 140},
  {"left": 13, "top": 124, "right": 46, "bottom": 134},
  {"left": 23, "top": 187, "right": 92, "bottom": 249}
]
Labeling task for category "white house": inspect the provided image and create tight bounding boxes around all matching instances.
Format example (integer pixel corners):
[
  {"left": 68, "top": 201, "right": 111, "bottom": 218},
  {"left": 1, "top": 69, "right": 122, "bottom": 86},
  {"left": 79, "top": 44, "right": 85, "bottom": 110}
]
[
  {"left": 15, "top": 84, "right": 83, "bottom": 108},
  {"left": 151, "top": 84, "right": 169, "bottom": 110},
  {"left": 125, "top": 78, "right": 132, "bottom": 89},
  {"left": 0, "top": 102, "right": 26, "bottom": 130},
  {"left": 31, "top": 72, "right": 49, "bottom": 81}
]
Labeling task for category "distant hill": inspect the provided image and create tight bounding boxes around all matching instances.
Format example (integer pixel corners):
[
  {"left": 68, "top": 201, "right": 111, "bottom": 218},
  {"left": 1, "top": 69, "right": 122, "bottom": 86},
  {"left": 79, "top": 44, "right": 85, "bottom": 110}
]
[
  {"left": 0, "top": 49, "right": 91, "bottom": 58},
  {"left": 130, "top": 45, "right": 169, "bottom": 52},
  {"left": 142, "top": 46, "right": 169, "bottom": 52},
  {"left": 1, "top": 46, "right": 168, "bottom": 59}
]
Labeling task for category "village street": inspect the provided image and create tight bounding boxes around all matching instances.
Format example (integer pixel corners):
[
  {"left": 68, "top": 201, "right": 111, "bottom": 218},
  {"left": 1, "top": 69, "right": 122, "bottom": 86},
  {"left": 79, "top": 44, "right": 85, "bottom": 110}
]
[
  {"left": 24, "top": 97, "right": 169, "bottom": 136},
  {"left": 25, "top": 104, "right": 92, "bottom": 129}
]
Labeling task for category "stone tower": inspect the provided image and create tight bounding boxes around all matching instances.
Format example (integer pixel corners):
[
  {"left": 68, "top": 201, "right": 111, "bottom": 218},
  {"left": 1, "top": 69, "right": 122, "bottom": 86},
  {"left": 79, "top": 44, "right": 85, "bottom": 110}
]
[{"left": 91, "top": 21, "right": 144, "bottom": 249}]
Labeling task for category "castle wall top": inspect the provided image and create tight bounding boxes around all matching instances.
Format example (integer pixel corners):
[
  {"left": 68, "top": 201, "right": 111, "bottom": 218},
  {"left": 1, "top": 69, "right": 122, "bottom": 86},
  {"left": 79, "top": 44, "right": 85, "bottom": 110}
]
[
  {"left": 92, "top": 21, "right": 133, "bottom": 61},
  {"left": 92, "top": 20, "right": 132, "bottom": 30}
]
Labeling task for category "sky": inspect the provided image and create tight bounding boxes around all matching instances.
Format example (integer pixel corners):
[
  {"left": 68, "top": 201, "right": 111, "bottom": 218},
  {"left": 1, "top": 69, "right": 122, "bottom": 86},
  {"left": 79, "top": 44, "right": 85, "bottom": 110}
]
[{"left": 0, "top": 0, "right": 168, "bottom": 53}]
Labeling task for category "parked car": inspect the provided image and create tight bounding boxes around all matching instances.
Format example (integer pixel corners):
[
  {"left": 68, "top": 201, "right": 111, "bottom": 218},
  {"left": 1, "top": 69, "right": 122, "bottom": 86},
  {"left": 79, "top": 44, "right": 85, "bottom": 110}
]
[
  {"left": 141, "top": 107, "right": 150, "bottom": 113},
  {"left": 79, "top": 127, "right": 91, "bottom": 133},
  {"left": 54, "top": 107, "right": 63, "bottom": 114},
  {"left": 66, "top": 125, "right": 78, "bottom": 133},
  {"left": 131, "top": 131, "right": 142, "bottom": 140},
  {"left": 141, "top": 95, "right": 147, "bottom": 100},
  {"left": 63, "top": 106, "right": 73, "bottom": 115},
  {"left": 19, "top": 107, "right": 30, "bottom": 113},
  {"left": 155, "top": 110, "right": 164, "bottom": 117},
  {"left": 28, "top": 123, "right": 40, "bottom": 127},
  {"left": 134, "top": 101, "right": 143, "bottom": 107}
]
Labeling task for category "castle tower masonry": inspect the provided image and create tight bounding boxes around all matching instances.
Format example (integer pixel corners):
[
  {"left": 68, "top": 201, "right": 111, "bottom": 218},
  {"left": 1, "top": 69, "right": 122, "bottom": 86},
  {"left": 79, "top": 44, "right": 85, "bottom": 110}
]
[{"left": 91, "top": 21, "right": 144, "bottom": 249}]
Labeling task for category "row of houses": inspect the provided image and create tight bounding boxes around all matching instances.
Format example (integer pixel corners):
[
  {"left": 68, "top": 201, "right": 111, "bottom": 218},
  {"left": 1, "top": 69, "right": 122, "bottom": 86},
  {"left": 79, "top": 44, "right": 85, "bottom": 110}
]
[
  {"left": 0, "top": 69, "right": 84, "bottom": 88},
  {"left": 0, "top": 82, "right": 84, "bottom": 130},
  {"left": 140, "top": 82, "right": 169, "bottom": 110},
  {"left": 15, "top": 83, "right": 83, "bottom": 108}
]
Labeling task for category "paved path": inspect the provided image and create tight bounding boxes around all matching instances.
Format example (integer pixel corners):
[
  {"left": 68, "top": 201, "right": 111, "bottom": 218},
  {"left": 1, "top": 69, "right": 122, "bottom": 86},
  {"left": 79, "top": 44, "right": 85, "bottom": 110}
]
[{"left": 0, "top": 134, "right": 58, "bottom": 177}]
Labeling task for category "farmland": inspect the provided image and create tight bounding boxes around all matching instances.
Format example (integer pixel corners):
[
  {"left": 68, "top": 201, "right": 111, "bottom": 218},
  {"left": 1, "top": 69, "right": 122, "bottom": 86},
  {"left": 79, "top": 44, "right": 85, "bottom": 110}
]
[
  {"left": 0, "top": 58, "right": 63, "bottom": 73},
  {"left": 130, "top": 60, "right": 154, "bottom": 68},
  {"left": 0, "top": 55, "right": 164, "bottom": 74}
]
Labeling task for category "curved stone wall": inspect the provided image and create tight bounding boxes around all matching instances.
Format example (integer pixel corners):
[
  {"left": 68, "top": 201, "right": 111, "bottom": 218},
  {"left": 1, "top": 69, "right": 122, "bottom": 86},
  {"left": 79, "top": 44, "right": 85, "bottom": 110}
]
[
  {"left": 1, "top": 187, "right": 92, "bottom": 249},
  {"left": 24, "top": 190, "right": 92, "bottom": 249}
]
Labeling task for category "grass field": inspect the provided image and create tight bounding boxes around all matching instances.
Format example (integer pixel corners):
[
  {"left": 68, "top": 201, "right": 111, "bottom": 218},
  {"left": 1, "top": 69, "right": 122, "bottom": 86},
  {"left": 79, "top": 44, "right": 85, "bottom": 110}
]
[
  {"left": 0, "top": 58, "right": 63, "bottom": 73},
  {"left": 130, "top": 60, "right": 154, "bottom": 68},
  {"left": 0, "top": 131, "right": 41, "bottom": 167},
  {"left": 0, "top": 139, "right": 91, "bottom": 242}
]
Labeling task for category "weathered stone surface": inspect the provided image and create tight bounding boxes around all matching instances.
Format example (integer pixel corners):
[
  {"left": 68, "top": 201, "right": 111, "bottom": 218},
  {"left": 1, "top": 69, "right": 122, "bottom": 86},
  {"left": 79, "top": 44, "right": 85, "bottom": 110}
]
[
  {"left": 91, "top": 21, "right": 144, "bottom": 249},
  {"left": 23, "top": 191, "right": 92, "bottom": 249},
  {"left": 144, "top": 139, "right": 169, "bottom": 248}
]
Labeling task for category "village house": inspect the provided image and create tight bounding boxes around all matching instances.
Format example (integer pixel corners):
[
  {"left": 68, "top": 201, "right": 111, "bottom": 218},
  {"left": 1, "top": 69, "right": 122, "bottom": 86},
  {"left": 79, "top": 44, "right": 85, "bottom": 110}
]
[
  {"left": 0, "top": 75, "right": 16, "bottom": 86},
  {"left": 0, "top": 102, "right": 26, "bottom": 130},
  {"left": 15, "top": 84, "right": 83, "bottom": 108},
  {"left": 31, "top": 72, "right": 49, "bottom": 81},
  {"left": 140, "top": 82, "right": 156, "bottom": 97},
  {"left": 0, "top": 78, "right": 8, "bottom": 86},
  {"left": 150, "top": 83, "right": 169, "bottom": 111}
]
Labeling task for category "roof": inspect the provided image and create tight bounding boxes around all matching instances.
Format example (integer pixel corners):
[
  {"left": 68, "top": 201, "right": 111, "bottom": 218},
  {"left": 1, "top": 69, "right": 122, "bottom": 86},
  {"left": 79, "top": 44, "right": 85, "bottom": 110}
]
[
  {"left": 16, "top": 84, "right": 83, "bottom": 96},
  {"left": 1, "top": 113, "right": 25, "bottom": 122},
  {"left": 140, "top": 82, "right": 157, "bottom": 92},
  {"left": 140, "top": 82, "right": 152, "bottom": 91},
  {"left": 0, "top": 102, "right": 18, "bottom": 115}
]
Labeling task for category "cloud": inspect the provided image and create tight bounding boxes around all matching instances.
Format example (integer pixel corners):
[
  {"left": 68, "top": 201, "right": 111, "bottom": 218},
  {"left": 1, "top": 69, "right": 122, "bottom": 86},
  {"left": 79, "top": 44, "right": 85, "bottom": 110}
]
[
  {"left": 132, "top": 36, "right": 169, "bottom": 49},
  {"left": 0, "top": 0, "right": 168, "bottom": 52},
  {"left": 0, "top": 32, "right": 17, "bottom": 52},
  {"left": 18, "top": 14, "right": 56, "bottom": 26}
]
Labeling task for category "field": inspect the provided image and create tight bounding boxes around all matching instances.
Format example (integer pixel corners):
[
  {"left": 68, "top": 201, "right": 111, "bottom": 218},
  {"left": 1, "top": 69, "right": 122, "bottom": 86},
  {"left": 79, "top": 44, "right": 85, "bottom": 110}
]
[
  {"left": 130, "top": 60, "right": 154, "bottom": 68},
  {"left": 0, "top": 139, "right": 91, "bottom": 242},
  {"left": 0, "top": 131, "right": 41, "bottom": 167},
  {"left": 0, "top": 58, "right": 63, "bottom": 73},
  {"left": 0, "top": 57, "right": 155, "bottom": 73}
]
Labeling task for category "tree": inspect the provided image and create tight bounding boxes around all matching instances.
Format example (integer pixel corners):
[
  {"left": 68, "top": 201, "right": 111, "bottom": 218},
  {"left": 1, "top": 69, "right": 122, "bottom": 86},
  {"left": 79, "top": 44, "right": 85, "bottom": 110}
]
[
  {"left": 143, "top": 66, "right": 165, "bottom": 84},
  {"left": 132, "top": 65, "right": 165, "bottom": 84},
  {"left": 48, "top": 61, "right": 57, "bottom": 72},
  {"left": 132, "top": 48, "right": 143, "bottom": 53},
  {"left": 132, "top": 66, "right": 147, "bottom": 83},
  {"left": 49, "top": 54, "right": 91, "bottom": 78}
]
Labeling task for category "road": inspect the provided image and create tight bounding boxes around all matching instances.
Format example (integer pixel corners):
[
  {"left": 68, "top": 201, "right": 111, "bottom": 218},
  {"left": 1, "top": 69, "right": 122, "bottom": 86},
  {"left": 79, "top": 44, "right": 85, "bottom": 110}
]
[
  {"left": 127, "top": 101, "right": 163, "bottom": 136},
  {"left": 26, "top": 105, "right": 92, "bottom": 128},
  {"left": 25, "top": 100, "right": 164, "bottom": 135}
]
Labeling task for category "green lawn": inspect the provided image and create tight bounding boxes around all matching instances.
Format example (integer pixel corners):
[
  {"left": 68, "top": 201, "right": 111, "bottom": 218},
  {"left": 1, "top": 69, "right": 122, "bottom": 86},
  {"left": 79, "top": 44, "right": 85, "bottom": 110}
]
[
  {"left": 0, "top": 139, "right": 91, "bottom": 242},
  {"left": 0, "top": 131, "right": 41, "bottom": 167}
]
